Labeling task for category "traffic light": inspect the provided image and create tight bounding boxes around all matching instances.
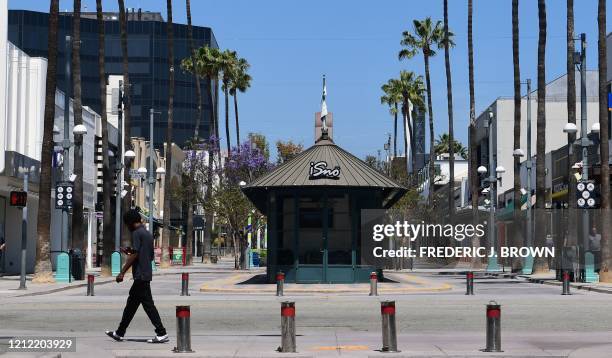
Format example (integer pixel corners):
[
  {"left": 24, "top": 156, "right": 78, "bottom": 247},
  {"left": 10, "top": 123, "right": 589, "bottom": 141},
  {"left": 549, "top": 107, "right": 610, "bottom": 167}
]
[
  {"left": 9, "top": 191, "right": 27, "bottom": 207},
  {"left": 576, "top": 180, "right": 598, "bottom": 208}
]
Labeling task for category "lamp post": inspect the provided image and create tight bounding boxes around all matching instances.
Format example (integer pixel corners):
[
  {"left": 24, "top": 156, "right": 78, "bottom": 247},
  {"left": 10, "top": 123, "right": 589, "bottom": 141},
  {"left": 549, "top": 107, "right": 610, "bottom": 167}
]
[
  {"left": 514, "top": 78, "right": 534, "bottom": 274},
  {"left": 483, "top": 108, "right": 502, "bottom": 272},
  {"left": 148, "top": 108, "right": 162, "bottom": 230}
]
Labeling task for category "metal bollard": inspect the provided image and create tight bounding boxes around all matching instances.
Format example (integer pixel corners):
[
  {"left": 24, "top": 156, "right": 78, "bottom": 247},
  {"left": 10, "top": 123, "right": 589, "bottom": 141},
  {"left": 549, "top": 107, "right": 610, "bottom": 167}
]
[
  {"left": 562, "top": 271, "right": 571, "bottom": 295},
  {"left": 276, "top": 271, "right": 285, "bottom": 297},
  {"left": 466, "top": 271, "right": 474, "bottom": 295},
  {"left": 173, "top": 305, "right": 194, "bottom": 353},
  {"left": 181, "top": 273, "right": 189, "bottom": 296},
  {"left": 483, "top": 301, "right": 502, "bottom": 352},
  {"left": 369, "top": 272, "right": 378, "bottom": 296},
  {"left": 87, "top": 274, "right": 94, "bottom": 296},
  {"left": 279, "top": 301, "right": 296, "bottom": 353},
  {"left": 380, "top": 301, "right": 399, "bottom": 352}
]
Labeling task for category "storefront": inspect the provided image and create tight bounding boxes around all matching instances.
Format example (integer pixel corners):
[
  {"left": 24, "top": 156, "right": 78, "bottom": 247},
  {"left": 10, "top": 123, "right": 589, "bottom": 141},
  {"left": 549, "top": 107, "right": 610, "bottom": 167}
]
[{"left": 242, "top": 133, "right": 406, "bottom": 283}]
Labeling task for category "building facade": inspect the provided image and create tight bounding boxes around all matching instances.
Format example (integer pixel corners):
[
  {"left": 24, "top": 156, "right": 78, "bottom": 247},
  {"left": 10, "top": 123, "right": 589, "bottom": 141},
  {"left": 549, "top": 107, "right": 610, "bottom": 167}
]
[{"left": 8, "top": 9, "right": 218, "bottom": 149}]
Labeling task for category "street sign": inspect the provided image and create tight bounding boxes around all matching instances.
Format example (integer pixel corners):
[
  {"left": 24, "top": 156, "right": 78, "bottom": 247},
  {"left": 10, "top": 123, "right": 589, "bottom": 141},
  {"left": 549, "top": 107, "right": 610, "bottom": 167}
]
[
  {"left": 9, "top": 191, "right": 27, "bottom": 207},
  {"left": 55, "top": 181, "right": 74, "bottom": 209},
  {"left": 576, "top": 180, "right": 598, "bottom": 208}
]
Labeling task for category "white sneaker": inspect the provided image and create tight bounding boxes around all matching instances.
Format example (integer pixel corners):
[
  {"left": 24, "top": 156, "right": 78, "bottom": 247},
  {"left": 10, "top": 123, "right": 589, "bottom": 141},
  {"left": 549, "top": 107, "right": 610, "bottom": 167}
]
[{"left": 147, "top": 334, "right": 169, "bottom": 343}]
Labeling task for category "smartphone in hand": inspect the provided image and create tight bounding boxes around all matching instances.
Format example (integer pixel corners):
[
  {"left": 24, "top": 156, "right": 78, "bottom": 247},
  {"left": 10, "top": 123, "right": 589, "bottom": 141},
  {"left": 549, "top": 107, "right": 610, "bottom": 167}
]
[{"left": 120, "top": 247, "right": 134, "bottom": 255}]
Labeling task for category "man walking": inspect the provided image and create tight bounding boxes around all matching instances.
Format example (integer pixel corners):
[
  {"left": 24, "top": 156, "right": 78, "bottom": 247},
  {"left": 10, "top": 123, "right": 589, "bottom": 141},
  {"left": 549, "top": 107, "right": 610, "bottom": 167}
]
[{"left": 106, "top": 209, "right": 168, "bottom": 343}]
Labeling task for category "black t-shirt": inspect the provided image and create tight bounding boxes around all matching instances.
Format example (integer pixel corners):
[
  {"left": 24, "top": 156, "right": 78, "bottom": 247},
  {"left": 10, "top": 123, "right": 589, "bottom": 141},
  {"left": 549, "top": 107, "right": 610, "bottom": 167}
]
[{"left": 131, "top": 226, "right": 153, "bottom": 281}]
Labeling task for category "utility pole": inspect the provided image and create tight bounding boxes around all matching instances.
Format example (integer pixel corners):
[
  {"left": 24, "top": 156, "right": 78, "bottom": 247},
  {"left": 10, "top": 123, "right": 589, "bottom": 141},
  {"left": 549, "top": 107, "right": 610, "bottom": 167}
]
[
  {"left": 578, "top": 33, "right": 589, "bottom": 281},
  {"left": 19, "top": 169, "right": 28, "bottom": 290},
  {"left": 115, "top": 81, "right": 123, "bottom": 251},
  {"left": 148, "top": 108, "right": 161, "bottom": 230},
  {"left": 62, "top": 35, "right": 71, "bottom": 254},
  {"left": 486, "top": 108, "right": 501, "bottom": 272}
]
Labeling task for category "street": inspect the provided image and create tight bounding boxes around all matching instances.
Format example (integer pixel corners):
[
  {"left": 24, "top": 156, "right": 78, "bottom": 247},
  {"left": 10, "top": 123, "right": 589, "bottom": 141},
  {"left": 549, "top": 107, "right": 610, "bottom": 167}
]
[{"left": 2, "top": 264, "right": 612, "bottom": 357}]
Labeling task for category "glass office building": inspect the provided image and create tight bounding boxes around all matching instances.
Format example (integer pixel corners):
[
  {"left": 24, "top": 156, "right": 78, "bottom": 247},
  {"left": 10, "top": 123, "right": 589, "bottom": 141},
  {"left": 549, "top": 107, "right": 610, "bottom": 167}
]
[{"left": 8, "top": 9, "right": 218, "bottom": 149}]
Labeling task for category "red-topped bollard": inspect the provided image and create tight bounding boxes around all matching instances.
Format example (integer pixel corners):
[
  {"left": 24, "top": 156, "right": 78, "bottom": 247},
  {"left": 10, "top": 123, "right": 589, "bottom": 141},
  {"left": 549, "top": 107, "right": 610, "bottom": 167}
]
[
  {"left": 276, "top": 271, "right": 285, "bottom": 297},
  {"left": 173, "top": 306, "right": 194, "bottom": 353},
  {"left": 562, "top": 271, "right": 571, "bottom": 295},
  {"left": 466, "top": 271, "right": 474, "bottom": 295},
  {"left": 483, "top": 301, "right": 502, "bottom": 352},
  {"left": 369, "top": 271, "right": 378, "bottom": 296},
  {"left": 181, "top": 272, "right": 189, "bottom": 296},
  {"left": 380, "top": 301, "right": 399, "bottom": 352},
  {"left": 87, "top": 274, "right": 95, "bottom": 296},
  {"left": 279, "top": 301, "right": 296, "bottom": 353}
]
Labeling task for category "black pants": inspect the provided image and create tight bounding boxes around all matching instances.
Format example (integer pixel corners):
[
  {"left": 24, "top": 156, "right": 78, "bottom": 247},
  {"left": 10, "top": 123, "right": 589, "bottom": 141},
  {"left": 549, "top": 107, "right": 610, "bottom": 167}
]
[{"left": 117, "top": 279, "right": 166, "bottom": 337}]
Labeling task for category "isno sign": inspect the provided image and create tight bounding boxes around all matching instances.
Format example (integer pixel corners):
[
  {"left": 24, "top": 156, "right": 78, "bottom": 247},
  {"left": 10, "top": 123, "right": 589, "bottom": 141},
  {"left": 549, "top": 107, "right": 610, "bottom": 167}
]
[{"left": 309, "top": 161, "right": 340, "bottom": 180}]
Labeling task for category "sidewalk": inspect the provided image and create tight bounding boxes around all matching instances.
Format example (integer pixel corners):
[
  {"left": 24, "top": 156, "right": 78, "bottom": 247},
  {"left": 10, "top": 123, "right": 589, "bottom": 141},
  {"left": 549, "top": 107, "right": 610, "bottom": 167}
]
[
  {"left": 518, "top": 271, "right": 612, "bottom": 294},
  {"left": 0, "top": 257, "right": 236, "bottom": 298},
  {"left": 199, "top": 271, "right": 452, "bottom": 294}
]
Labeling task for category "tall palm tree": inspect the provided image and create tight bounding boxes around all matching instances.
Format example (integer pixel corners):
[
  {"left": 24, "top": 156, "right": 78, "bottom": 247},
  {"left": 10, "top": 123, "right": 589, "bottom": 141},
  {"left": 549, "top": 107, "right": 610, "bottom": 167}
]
[
  {"left": 380, "top": 79, "right": 402, "bottom": 159},
  {"left": 97, "top": 0, "right": 114, "bottom": 276},
  {"left": 467, "top": 0, "right": 480, "bottom": 268},
  {"left": 597, "top": 0, "right": 611, "bottom": 282},
  {"left": 399, "top": 17, "right": 445, "bottom": 206},
  {"left": 512, "top": 0, "right": 521, "bottom": 220},
  {"left": 443, "top": 0, "right": 456, "bottom": 221},
  {"left": 71, "top": 0, "right": 85, "bottom": 256},
  {"left": 117, "top": 0, "right": 132, "bottom": 247},
  {"left": 229, "top": 57, "right": 251, "bottom": 149},
  {"left": 533, "top": 0, "right": 548, "bottom": 274},
  {"left": 185, "top": 0, "right": 202, "bottom": 142},
  {"left": 565, "top": 0, "right": 578, "bottom": 271},
  {"left": 220, "top": 49, "right": 237, "bottom": 155},
  {"left": 33, "top": 0, "right": 59, "bottom": 283},
  {"left": 181, "top": 46, "right": 222, "bottom": 263},
  {"left": 162, "top": 0, "right": 175, "bottom": 268}
]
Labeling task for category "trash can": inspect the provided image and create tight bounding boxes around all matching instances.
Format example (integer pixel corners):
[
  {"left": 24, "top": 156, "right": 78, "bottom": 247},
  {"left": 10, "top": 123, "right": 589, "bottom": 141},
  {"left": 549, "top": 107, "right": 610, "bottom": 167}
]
[
  {"left": 252, "top": 252, "right": 260, "bottom": 267},
  {"left": 69, "top": 249, "right": 85, "bottom": 280}
]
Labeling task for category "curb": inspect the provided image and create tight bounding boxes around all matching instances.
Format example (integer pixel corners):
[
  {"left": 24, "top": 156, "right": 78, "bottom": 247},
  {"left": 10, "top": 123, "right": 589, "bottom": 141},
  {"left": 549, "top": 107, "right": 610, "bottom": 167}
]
[{"left": 522, "top": 276, "right": 612, "bottom": 294}]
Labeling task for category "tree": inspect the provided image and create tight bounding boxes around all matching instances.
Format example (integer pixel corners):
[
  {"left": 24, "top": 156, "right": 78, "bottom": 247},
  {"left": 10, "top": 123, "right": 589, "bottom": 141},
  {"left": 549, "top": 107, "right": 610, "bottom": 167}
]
[
  {"left": 161, "top": 0, "right": 175, "bottom": 268},
  {"left": 512, "top": 0, "right": 521, "bottom": 222},
  {"left": 276, "top": 140, "right": 303, "bottom": 164},
  {"left": 33, "top": 0, "right": 59, "bottom": 283},
  {"left": 533, "top": 0, "right": 548, "bottom": 274},
  {"left": 399, "top": 17, "right": 446, "bottom": 206},
  {"left": 248, "top": 133, "right": 270, "bottom": 161},
  {"left": 117, "top": 0, "right": 132, "bottom": 248},
  {"left": 467, "top": 0, "right": 480, "bottom": 269},
  {"left": 442, "top": 0, "right": 456, "bottom": 222},
  {"left": 565, "top": 0, "right": 578, "bottom": 274},
  {"left": 597, "top": 0, "right": 611, "bottom": 282},
  {"left": 380, "top": 78, "right": 402, "bottom": 159},
  {"left": 433, "top": 134, "right": 467, "bottom": 159},
  {"left": 181, "top": 45, "right": 222, "bottom": 263},
  {"left": 229, "top": 57, "right": 251, "bottom": 149},
  {"left": 71, "top": 0, "right": 85, "bottom": 255},
  {"left": 96, "top": 0, "right": 114, "bottom": 276},
  {"left": 220, "top": 50, "right": 238, "bottom": 155},
  {"left": 185, "top": 0, "right": 202, "bottom": 141},
  {"left": 394, "top": 71, "right": 425, "bottom": 178}
]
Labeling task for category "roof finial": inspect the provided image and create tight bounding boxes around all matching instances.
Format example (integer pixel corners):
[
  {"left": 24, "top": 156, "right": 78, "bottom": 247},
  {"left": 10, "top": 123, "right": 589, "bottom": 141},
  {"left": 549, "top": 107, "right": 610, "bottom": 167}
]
[{"left": 320, "top": 74, "right": 328, "bottom": 131}]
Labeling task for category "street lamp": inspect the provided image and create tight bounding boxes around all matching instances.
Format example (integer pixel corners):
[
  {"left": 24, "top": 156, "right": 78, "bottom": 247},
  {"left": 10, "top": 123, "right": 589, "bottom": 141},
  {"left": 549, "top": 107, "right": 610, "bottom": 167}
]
[{"left": 484, "top": 107, "right": 501, "bottom": 271}]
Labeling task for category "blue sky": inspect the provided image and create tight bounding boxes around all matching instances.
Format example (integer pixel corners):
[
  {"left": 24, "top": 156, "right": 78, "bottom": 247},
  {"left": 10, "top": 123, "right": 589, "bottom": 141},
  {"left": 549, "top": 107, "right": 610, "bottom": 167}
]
[{"left": 9, "top": 0, "right": 612, "bottom": 160}]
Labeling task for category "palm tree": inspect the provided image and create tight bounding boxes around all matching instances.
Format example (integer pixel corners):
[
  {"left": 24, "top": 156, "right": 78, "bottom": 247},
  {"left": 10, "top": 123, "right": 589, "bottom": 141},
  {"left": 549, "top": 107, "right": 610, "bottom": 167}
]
[
  {"left": 185, "top": 0, "right": 202, "bottom": 142},
  {"left": 181, "top": 46, "right": 222, "bottom": 263},
  {"left": 533, "top": 0, "right": 548, "bottom": 274},
  {"left": 597, "top": 0, "right": 611, "bottom": 282},
  {"left": 380, "top": 79, "right": 402, "bottom": 159},
  {"left": 229, "top": 57, "right": 251, "bottom": 149},
  {"left": 565, "top": 0, "right": 578, "bottom": 273},
  {"left": 512, "top": 0, "right": 521, "bottom": 221},
  {"left": 467, "top": 0, "right": 480, "bottom": 269},
  {"left": 96, "top": 0, "right": 114, "bottom": 276},
  {"left": 33, "top": 0, "right": 59, "bottom": 283},
  {"left": 443, "top": 0, "right": 456, "bottom": 221},
  {"left": 220, "top": 49, "right": 237, "bottom": 155},
  {"left": 117, "top": 0, "right": 132, "bottom": 248},
  {"left": 162, "top": 0, "right": 175, "bottom": 268},
  {"left": 399, "top": 17, "right": 445, "bottom": 206},
  {"left": 434, "top": 134, "right": 467, "bottom": 159},
  {"left": 71, "top": 0, "right": 85, "bottom": 256}
]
